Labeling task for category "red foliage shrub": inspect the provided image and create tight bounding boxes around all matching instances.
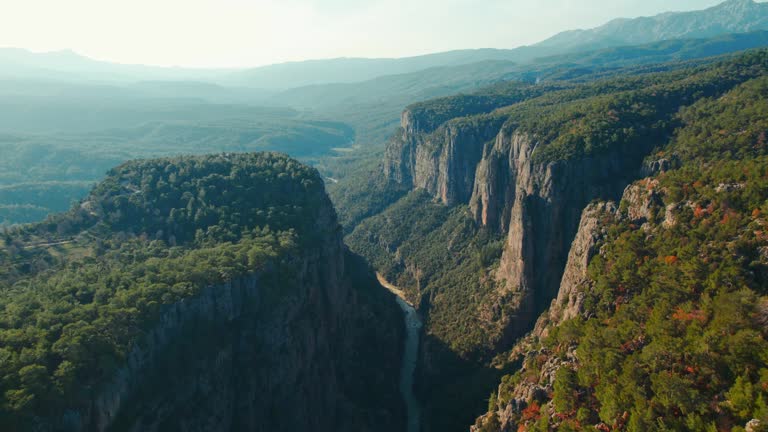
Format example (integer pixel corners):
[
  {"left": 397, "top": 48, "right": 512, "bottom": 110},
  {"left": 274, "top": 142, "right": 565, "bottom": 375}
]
[
  {"left": 521, "top": 402, "right": 541, "bottom": 421},
  {"left": 672, "top": 307, "right": 707, "bottom": 323}
]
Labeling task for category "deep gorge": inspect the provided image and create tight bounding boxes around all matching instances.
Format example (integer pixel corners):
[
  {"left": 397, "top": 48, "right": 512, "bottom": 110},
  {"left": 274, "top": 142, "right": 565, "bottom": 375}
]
[
  {"left": 343, "top": 49, "right": 768, "bottom": 431},
  {"left": 4, "top": 7, "right": 768, "bottom": 430},
  {"left": 378, "top": 274, "right": 423, "bottom": 432}
]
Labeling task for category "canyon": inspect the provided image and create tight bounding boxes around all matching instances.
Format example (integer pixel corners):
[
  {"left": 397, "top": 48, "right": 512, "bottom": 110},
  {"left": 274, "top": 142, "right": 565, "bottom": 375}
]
[
  {"left": 0, "top": 154, "right": 406, "bottom": 432},
  {"left": 4, "top": 4, "right": 768, "bottom": 431},
  {"left": 341, "top": 50, "right": 768, "bottom": 431},
  {"left": 378, "top": 273, "right": 423, "bottom": 432}
]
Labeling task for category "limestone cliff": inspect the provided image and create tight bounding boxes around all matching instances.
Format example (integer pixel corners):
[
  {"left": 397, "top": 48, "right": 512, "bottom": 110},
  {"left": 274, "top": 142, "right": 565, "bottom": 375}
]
[
  {"left": 384, "top": 108, "right": 653, "bottom": 351},
  {"left": 532, "top": 201, "right": 618, "bottom": 339},
  {"left": 371, "top": 50, "right": 768, "bottom": 432},
  {"left": 384, "top": 108, "right": 505, "bottom": 206},
  {"left": 471, "top": 178, "right": 667, "bottom": 432},
  {"left": 39, "top": 198, "right": 404, "bottom": 432},
  {"left": 378, "top": 108, "right": 653, "bottom": 432},
  {"left": 470, "top": 127, "right": 651, "bottom": 344}
]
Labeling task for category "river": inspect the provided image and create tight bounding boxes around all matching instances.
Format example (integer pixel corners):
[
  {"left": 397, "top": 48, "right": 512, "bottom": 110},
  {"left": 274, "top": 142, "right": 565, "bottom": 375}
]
[{"left": 377, "top": 273, "right": 422, "bottom": 432}]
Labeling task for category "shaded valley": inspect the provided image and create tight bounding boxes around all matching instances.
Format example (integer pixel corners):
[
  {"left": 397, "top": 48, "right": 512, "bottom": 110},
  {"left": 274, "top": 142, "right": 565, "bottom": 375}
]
[{"left": 4, "top": 2, "right": 768, "bottom": 431}]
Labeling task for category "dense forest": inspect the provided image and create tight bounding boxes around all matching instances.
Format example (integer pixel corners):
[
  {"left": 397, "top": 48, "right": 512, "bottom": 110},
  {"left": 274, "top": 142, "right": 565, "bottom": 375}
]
[
  {"left": 0, "top": 118, "right": 354, "bottom": 226},
  {"left": 5, "top": 2, "right": 768, "bottom": 431},
  {"left": 473, "top": 64, "right": 768, "bottom": 432},
  {"left": 6, "top": 29, "right": 768, "bottom": 228},
  {"left": 0, "top": 153, "right": 343, "bottom": 429},
  {"left": 342, "top": 49, "right": 768, "bottom": 432}
]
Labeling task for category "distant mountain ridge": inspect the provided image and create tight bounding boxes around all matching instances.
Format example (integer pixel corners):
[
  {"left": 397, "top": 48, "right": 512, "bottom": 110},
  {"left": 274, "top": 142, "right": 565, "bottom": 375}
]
[
  {"left": 227, "top": 49, "right": 523, "bottom": 89},
  {"left": 0, "top": 47, "right": 524, "bottom": 89},
  {"left": 3, "top": 1, "right": 768, "bottom": 90},
  {"left": 0, "top": 47, "right": 231, "bottom": 82},
  {"left": 537, "top": 0, "right": 768, "bottom": 51}
]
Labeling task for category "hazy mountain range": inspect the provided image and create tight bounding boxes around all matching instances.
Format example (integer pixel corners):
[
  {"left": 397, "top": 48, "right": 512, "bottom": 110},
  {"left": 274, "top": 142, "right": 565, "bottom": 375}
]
[
  {"left": 3, "top": 0, "right": 768, "bottom": 226},
  {"left": 4, "top": 2, "right": 768, "bottom": 431},
  {"left": 537, "top": 0, "right": 768, "bottom": 51},
  {"left": 2, "top": 0, "right": 768, "bottom": 90}
]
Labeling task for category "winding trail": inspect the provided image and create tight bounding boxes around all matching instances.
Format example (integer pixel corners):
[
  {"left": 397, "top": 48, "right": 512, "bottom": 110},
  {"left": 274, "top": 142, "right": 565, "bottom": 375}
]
[{"left": 377, "top": 273, "right": 422, "bottom": 432}]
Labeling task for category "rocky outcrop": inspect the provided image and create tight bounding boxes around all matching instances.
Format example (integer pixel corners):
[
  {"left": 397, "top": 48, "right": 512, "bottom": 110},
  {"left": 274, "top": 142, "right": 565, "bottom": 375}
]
[
  {"left": 470, "top": 126, "right": 650, "bottom": 345},
  {"left": 533, "top": 201, "right": 618, "bottom": 338},
  {"left": 471, "top": 202, "right": 620, "bottom": 431},
  {"left": 383, "top": 106, "right": 656, "bottom": 349},
  {"left": 622, "top": 180, "right": 664, "bottom": 225},
  {"left": 471, "top": 179, "right": 668, "bottom": 432},
  {"left": 384, "top": 109, "right": 505, "bottom": 205},
  {"left": 382, "top": 106, "right": 659, "bottom": 432},
  {"left": 383, "top": 122, "right": 417, "bottom": 186},
  {"left": 471, "top": 344, "right": 578, "bottom": 432},
  {"left": 41, "top": 200, "right": 404, "bottom": 432},
  {"left": 641, "top": 153, "right": 680, "bottom": 177}
]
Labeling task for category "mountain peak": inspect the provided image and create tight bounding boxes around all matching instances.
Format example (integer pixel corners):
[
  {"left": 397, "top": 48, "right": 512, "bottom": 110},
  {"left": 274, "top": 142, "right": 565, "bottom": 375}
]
[
  {"left": 716, "top": 0, "right": 758, "bottom": 9},
  {"left": 536, "top": 0, "right": 768, "bottom": 51}
]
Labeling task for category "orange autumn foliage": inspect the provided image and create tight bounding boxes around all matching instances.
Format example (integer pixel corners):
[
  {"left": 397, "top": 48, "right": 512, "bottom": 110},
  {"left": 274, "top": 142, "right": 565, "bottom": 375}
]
[
  {"left": 672, "top": 307, "right": 707, "bottom": 323},
  {"left": 721, "top": 210, "right": 738, "bottom": 225},
  {"left": 521, "top": 402, "right": 541, "bottom": 421}
]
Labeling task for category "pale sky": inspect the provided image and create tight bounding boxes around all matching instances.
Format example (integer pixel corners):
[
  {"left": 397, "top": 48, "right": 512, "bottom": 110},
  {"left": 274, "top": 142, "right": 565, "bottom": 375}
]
[{"left": 0, "top": 0, "right": 734, "bottom": 68}]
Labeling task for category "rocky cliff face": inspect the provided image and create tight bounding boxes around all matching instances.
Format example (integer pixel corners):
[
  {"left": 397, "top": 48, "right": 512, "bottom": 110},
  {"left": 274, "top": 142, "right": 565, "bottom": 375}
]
[
  {"left": 471, "top": 127, "right": 650, "bottom": 343},
  {"left": 470, "top": 186, "right": 652, "bottom": 432},
  {"left": 471, "top": 177, "right": 676, "bottom": 432},
  {"left": 384, "top": 109, "right": 654, "bottom": 350},
  {"left": 378, "top": 108, "right": 656, "bottom": 432},
  {"left": 532, "top": 201, "right": 618, "bottom": 338},
  {"left": 42, "top": 200, "right": 404, "bottom": 432},
  {"left": 384, "top": 109, "right": 505, "bottom": 206}
]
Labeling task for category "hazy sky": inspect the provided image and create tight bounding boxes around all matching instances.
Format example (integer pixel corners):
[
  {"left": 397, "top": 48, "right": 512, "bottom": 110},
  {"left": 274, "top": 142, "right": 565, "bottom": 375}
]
[{"left": 0, "top": 0, "right": 736, "bottom": 68}]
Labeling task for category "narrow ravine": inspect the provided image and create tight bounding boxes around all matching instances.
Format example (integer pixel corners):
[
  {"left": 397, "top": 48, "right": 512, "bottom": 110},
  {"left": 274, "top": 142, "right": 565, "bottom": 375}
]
[{"left": 377, "top": 273, "right": 423, "bottom": 432}]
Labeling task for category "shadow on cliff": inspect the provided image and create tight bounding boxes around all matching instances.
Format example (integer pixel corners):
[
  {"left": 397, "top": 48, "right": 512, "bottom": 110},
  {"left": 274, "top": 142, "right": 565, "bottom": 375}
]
[
  {"left": 336, "top": 250, "right": 409, "bottom": 432},
  {"left": 415, "top": 333, "right": 517, "bottom": 432}
]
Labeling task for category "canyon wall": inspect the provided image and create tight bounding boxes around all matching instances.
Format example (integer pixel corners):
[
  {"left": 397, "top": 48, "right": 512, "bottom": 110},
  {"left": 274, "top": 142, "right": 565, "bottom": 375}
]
[
  {"left": 40, "top": 195, "right": 404, "bottom": 432},
  {"left": 383, "top": 106, "right": 653, "bottom": 349},
  {"left": 470, "top": 174, "right": 674, "bottom": 432}
]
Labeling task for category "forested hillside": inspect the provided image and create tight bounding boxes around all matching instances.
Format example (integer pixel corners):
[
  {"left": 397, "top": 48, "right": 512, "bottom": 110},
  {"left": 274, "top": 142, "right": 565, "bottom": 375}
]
[
  {"left": 0, "top": 153, "right": 404, "bottom": 432},
  {"left": 4, "top": 3, "right": 768, "bottom": 432},
  {"left": 474, "top": 64, "right": 768, "bottom": 432},
  {"left": 536, "top": 0, "right": 768, "bottom": 52},
  {"left": 343, "top": 50, "right": 768, "bottom": 432},
  {"left": 5, "top": 29, "right": 768, "bottom": 227},
  {"left": 0, "top": 118, "right": 353, "bottom": 226}
]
